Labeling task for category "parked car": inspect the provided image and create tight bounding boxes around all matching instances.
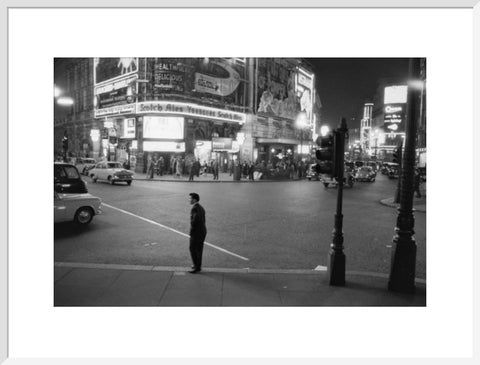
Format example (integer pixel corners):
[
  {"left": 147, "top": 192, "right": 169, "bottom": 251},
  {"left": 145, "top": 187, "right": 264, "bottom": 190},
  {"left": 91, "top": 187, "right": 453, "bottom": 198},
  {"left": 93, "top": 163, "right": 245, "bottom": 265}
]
[
  {"left": 54, "top": 191, "right": 102, "bottom": 226},
  {"left": 75, "top": 157, "right": 97, "bottom": 176},
  {"left": 381, "top": 162, "right": 398, "bottom": 175},
  {"left": 366, "top": 161, "right": 379, "bottom": 172},
  {"left": 54, "top": 162, "right": 88, "bottom": 194},
  {"left": 388, "top": 166, "right": 400, "bottom": 179},
  {"left": 320, "top": 167, "right": 355, "bottom": 188},
  {"left": 354, "top": 166, "right": 376, "bottom": 182},
  {"left": 89, "top": 161, "right": 134, "bottom": 185}
]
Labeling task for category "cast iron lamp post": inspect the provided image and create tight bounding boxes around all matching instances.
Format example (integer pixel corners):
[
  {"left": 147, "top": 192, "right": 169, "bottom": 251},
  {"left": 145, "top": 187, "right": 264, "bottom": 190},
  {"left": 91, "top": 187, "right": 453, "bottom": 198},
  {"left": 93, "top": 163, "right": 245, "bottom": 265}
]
[
  {"left": 388, "top": 58, "right": 423, "bottom": 293},
  {"left": 328, "top": 117, "right": 348, "bottom": 286}
]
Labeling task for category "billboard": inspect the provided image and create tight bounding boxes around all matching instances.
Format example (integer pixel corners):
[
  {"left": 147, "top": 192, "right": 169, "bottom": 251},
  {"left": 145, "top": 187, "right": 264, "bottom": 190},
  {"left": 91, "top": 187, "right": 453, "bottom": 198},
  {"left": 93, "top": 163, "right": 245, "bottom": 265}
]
[
  {"left": 384, "top": 85, "right": 407, "bottom": 133},
  {"left": 94, "top": 58, "right": 138, "bottom": 85},
  {"left": 212, "top": 137, "right": 233, "bottom": 151},
  {"left": 143, "top": 116, "right": 184, "bottom": 139},
  {"left": 94, "top": 58, "right": 139, "bottom": 117},
  {"left": 384, "top": 104, "right": 406, "bottom": 132},
  {"left": 256, "top": 59, "right": 305, "bottom": 121},
  {"left": 150, "top": 58, "right": 246, "bottom": 107},
  {"left": 384, "top": 85, "right": 408, "bottom": 104},
  {"left": 94, "top": 75, "right": 137, "bottom": 110}
]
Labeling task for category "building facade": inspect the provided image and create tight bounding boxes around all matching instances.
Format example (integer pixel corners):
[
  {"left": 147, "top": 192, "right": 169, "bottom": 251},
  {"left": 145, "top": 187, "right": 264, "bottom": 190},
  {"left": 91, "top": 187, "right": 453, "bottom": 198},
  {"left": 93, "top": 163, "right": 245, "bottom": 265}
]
[{"left": 54, "top": 58, "right": 320, "bottom": 173}]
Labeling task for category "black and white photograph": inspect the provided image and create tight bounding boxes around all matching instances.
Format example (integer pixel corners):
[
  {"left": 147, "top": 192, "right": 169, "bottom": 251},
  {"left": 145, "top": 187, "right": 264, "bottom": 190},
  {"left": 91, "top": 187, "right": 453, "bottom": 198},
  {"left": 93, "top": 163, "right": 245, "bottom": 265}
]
[
  {"left": 53, "top": 57, "right": 427, "bottom": 306},
  {"left": 3, "top": 2, "right": 478, "bottom": 363}
]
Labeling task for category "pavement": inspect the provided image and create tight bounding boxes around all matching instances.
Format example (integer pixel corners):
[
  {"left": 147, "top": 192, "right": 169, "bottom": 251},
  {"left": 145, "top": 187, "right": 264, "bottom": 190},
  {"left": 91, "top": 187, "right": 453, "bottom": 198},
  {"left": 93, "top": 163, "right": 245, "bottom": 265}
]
[
  {"left": 135, "top": 171, "right": 291, "bottom": 183},
  {"left": 56, "top": 173, "right": 426, "bottom": 307},
  {"left": 54, "top": 262, "right": 426, "bottom": 306}
]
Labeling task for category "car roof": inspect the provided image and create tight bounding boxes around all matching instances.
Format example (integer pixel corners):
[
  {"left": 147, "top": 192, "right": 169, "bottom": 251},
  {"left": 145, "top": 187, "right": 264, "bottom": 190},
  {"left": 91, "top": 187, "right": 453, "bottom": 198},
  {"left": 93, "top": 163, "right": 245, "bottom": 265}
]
[{"left": 54, "top": 162, "right": 75, "bottom": 167}]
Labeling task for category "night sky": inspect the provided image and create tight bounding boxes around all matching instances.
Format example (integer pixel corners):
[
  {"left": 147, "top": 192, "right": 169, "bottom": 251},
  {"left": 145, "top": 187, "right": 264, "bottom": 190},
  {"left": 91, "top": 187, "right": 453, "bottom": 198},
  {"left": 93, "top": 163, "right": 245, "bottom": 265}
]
[{"left": 308, "top": 58, "right": 410, "bottom": 130}]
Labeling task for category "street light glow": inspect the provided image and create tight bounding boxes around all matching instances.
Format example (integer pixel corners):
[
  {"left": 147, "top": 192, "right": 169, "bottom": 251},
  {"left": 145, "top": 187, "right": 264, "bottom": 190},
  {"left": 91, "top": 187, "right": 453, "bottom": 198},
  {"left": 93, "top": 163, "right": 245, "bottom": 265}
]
[
  {"left": 408, "top": 79, "right": 424, "bottom": 90},
  {"left": 320, "top": 125, "right": 330, "bottom": 136},
  {"left": 295, "top": 112, "right": 308, "bottom": 128},
  {"left": 57, "top": 97, "right": 74, "bottom": 106},
  {"left": 54, "top": 86, "right": 61, "bottom": 98}
]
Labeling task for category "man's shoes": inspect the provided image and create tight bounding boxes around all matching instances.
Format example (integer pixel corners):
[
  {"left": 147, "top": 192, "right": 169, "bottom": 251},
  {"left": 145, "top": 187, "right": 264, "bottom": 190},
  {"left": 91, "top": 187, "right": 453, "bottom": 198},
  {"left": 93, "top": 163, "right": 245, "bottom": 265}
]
[{"left": 188, "top": 268, "right": 201, "bottom": 274}]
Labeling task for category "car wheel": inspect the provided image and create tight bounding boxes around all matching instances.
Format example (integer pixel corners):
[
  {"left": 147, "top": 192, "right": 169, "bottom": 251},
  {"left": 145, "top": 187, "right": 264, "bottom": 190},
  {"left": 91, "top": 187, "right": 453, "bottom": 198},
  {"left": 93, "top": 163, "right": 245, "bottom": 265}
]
[
  {"left": 108, "top": 176, "right": 115, "bottom": 185},
  {"left": 323, "top": 183, "right": 329, "bottom": 188},
  {"left": 74, "top": 207, "right": 93, "bottom": 225},
  {"left": 127, "top": 181, "right": 132, "bottom": 186},
  {"left": 308, "top": 177, "right": 311, "bottom": 181}
]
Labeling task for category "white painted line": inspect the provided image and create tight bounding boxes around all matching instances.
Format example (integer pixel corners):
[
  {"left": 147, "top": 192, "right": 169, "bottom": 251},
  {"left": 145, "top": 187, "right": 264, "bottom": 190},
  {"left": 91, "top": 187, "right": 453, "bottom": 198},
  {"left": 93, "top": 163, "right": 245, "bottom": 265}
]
[
  {"left": 314, "top": 265, "right": 328, "bottom": 271},
  {"left": 102, "top": 203, "right": 249, "bottom": 261}
]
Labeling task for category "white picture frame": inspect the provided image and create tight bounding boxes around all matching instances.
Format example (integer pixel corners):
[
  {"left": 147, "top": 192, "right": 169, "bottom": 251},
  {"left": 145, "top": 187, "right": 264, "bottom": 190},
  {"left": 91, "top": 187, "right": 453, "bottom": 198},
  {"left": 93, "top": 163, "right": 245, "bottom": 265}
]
[{"left": 2, "top": 0, "right": 479, "bottom": 364}]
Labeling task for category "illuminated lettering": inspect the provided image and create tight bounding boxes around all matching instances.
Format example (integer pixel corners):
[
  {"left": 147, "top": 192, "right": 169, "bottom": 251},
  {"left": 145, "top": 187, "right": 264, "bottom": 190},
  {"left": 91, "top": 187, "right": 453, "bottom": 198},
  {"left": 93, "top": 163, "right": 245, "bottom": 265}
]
[{"left": 385, "top": 105, "right": 403, "bottom": 113}]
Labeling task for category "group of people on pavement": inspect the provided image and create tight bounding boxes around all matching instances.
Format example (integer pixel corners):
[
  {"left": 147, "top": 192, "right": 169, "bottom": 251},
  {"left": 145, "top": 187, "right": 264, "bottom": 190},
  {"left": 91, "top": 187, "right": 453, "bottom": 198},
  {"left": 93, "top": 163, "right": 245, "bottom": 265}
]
[{"left": 144, "top": 153, "right": 311, "bottom": 182}]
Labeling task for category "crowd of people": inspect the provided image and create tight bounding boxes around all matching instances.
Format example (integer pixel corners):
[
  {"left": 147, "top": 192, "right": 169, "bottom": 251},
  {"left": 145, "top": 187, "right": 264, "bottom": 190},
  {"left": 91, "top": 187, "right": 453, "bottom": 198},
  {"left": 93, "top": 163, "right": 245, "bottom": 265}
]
[{"left": 144, "top": 154, "right": 309, "bottom": 181}]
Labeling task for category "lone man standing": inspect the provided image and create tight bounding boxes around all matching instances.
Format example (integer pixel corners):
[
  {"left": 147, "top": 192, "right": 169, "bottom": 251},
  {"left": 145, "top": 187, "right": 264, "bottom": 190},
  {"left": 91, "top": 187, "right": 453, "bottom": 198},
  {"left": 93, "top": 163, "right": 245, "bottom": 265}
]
[{"left": 188, "top": 192, "right": 207, "bottom": 273}]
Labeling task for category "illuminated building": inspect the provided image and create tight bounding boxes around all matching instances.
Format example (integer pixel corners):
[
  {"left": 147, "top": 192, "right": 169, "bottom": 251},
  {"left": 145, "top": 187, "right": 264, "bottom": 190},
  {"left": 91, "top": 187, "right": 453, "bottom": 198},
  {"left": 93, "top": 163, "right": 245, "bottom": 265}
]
[{"left": 54, "top": 58, "right": 320, "bottom": 173}]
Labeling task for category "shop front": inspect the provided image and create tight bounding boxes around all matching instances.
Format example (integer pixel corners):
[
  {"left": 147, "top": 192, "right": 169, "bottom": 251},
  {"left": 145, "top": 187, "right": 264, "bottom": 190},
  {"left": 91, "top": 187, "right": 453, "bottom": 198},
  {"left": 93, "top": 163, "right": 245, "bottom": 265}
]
[{"left": 255, "top": 138, "right": 298, "bottom": 166}]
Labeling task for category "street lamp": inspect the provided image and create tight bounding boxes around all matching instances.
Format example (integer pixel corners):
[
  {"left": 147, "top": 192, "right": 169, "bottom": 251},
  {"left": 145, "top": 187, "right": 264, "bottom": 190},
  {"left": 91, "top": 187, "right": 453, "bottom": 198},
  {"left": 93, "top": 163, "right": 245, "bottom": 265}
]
[
  {"left": 54, "top": 85, "right": 74, "bottom": 161},
  {"left": 388, "top": 58, "right": 423, "bottom": 293},
  {"left": 320, "top": 125, "right": 330, "bottom": 137}
]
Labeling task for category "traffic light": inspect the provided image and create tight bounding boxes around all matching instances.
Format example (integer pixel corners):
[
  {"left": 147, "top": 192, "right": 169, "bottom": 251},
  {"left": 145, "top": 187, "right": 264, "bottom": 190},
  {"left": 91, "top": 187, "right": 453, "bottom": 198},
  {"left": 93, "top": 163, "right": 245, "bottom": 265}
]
[
  {"left": 314, "top": 132, "right": 337, "bottom": 177},
  {"left": 392, "top": 144, "right": 403, "bottom": 165}
]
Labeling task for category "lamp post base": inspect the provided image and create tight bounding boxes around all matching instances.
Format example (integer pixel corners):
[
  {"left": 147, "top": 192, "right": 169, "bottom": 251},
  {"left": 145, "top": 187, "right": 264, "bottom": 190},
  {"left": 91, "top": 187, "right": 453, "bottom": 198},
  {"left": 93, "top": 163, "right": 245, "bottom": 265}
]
[
  {"left": 328, "top": 248, "right": 346, "bottom": 286},
  {"left": 388, "top": 235, "right": 417, "bottom": 293}
]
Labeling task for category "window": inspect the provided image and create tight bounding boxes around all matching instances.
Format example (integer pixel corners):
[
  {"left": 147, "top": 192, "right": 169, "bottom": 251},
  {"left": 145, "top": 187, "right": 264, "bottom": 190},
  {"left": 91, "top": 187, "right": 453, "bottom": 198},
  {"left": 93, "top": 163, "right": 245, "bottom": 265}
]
[{"left": 64, "top": 166, "right": 80, "bottom": 179}]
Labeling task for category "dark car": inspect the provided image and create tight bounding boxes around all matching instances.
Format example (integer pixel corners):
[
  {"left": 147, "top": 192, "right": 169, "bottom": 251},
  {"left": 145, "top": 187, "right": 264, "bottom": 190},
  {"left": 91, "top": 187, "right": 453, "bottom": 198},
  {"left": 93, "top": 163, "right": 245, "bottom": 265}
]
[{"left": 54, "top": 162, "right": 88, "bottom": 194}]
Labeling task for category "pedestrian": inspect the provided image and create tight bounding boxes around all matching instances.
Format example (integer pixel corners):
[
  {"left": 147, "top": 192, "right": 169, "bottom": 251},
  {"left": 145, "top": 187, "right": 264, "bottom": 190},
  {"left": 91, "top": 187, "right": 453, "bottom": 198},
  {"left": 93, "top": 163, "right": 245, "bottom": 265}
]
[
  {"left": 146, "top": 156, "right": 154, "bottom": 179},
  {"left": 248, "top": 161, "right": 255, "bottom": 181},
  {"left": 158, "top": 156, "right": 165, "bottom": 176},
  {"left": 242, "top": 161, "right": 248, "bottom": 179},
  {"left": 195, "top": 158, "right": 201, "bottom": 177},
  {"left": 414, "top": 168, "right": 422, "bottom": 198},
  {"left": 212, "top": 159, "right": 219, "bottom": 180},
  {"left": 188, "top": 162, "right": 195, "bottom": 181},
  {"left": 176, "top": 157, "right": 181, "bottom": 177},
  {"left": 188, "top": 192, "right": 207, "bottom": 273}
]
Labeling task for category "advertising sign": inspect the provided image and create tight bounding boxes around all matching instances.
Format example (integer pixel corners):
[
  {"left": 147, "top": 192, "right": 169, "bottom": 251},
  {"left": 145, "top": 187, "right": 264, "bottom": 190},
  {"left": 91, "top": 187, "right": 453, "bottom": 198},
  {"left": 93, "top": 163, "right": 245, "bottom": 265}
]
[
  {"left": 154, "top": 61, "right": 189, "bottom": 93},
  {"left": 384, "top": 103, "right": 406, "bottom": 132},
  {"left": 257, "top": 58, "right": 300, "bottom": 121},
  {"left": 94, "top": 103, "right": 136, "bottom": 118},
  {"left": 137, "top": 101, "right": 246, "bottom": 124},
  {"left": 122, "top": 118, "right": 136, "bottom": 139},
  {"left": 94, "top": 75, "right": 137, "bottom": 110},
  {"left": 94, "top": 58, "right": 139, "bottom": 85},
  {"left": 384, "top": 85, "right": 408, "bottom": 104},
  {"left": 212, "top": 137, "right": 233, "bottom": 151},
  {"left": 151, "top": 58, "right": 245, "bottom": 107},
  {"left": 143, "top": 116, "right": 184, "bottom": 139},
  {"left": 143, "top": 141, "right": 186, "bottom": 152},
  {"left": 194, "top": 60, "right": 241, "bottom": 96}
]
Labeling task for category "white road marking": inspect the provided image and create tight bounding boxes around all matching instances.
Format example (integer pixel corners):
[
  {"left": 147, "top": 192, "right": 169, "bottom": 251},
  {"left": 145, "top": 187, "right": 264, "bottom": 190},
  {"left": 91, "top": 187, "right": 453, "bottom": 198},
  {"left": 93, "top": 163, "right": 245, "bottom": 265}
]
[
  {"left": 314, "top": 265, "right": 328, "bottom": 271},
  {"left": 102, "top": 203, "right": 249, "bottom": 261}
]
